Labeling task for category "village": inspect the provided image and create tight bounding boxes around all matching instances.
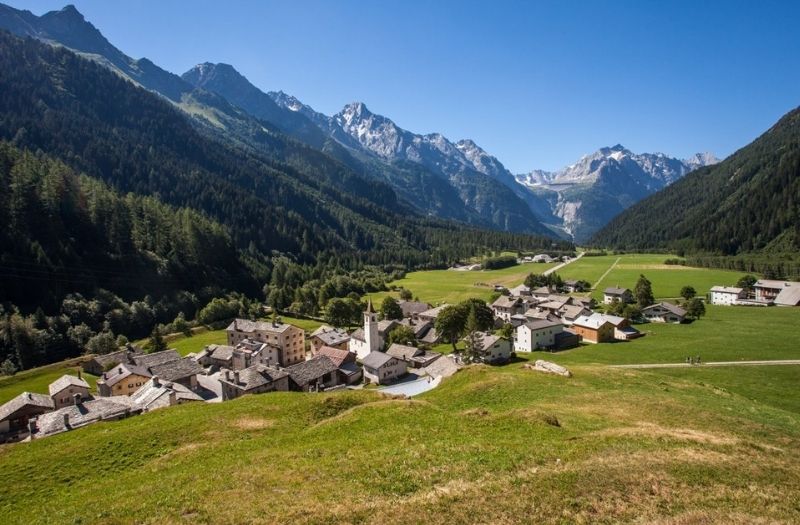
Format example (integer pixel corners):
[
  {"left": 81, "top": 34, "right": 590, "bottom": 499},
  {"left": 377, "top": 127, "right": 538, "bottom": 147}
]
[{"left": 2, "top": 258, "right": 799, "bottom": 443}]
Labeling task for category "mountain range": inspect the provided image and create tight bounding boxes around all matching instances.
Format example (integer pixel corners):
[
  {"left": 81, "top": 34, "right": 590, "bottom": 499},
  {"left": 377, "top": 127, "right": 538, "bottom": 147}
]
[{"left": 0, "top": 3, "right": 720, "bottom": 242}]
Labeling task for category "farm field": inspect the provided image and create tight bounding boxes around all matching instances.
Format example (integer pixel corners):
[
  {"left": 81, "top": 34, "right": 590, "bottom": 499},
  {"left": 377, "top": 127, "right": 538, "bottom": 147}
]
[
  {"left": 545, "top": 305, "right": 800, "bottom": 366},
  {"left": 556, "top": 253, "right": 750, "bottom": 301},
  {"left": 0, "top": 353, "right": 798, "bottom": 524},
  {"left": 368, "top": 261, "right": 559, "bottom": 305}
]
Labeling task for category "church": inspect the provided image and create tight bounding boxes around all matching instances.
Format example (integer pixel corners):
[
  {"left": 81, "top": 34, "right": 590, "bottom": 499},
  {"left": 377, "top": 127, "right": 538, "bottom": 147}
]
[{"left": 348, "top": 299, "right": 383, "bottom": 360}]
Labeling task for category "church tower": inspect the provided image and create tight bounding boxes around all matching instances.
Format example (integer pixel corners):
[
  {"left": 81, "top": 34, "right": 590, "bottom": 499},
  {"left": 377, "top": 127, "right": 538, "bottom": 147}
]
[{"left": 364, "top": 298, "right": 380, "bottom": 353}]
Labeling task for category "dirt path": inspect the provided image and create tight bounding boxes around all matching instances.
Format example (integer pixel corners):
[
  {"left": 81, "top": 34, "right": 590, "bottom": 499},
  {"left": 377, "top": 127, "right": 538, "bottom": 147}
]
[
  {"left": 543, "top": 252, "right": 584, "bottom": 276},
  {"left": 592, "top": 256, "right": 621, "bottom": 289},
  {"left": 610, "top": 359, "right": 800, "bottom": 369}
]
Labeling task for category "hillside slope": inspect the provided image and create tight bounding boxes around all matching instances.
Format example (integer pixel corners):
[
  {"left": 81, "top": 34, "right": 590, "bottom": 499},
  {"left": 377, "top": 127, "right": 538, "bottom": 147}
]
[
  {"left": 590, "top": 108, "right": 800, "bottom": 254},
  {"left": 0, "top": 358, "right": 798, "bottom": 524}
]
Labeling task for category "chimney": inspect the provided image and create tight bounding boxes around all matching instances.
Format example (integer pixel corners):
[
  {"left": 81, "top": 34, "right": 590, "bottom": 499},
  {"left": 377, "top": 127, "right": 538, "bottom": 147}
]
[
  {"left": 73, "top": 393, "right": 82, "bottom": 406},
  {"left": 152, "top": 375, "right": 160, "bottom": 388},
  {"left": 63, "top": 412, "right": 70, "bottom": 427},
  {"left": 118, "top": 367, "right": 123, "bottom": 375},
  {"left": 168, "top": 390, "right": 177, "bottom": 405},
  {"left": 225, "top": 370, "right": 231, "bottom": 381},
  {"left": 234, "top": 371, "right": 240, "bottom": 385},
  {"left": 77, "top": 370, "right": 82, "bottom": 380}
]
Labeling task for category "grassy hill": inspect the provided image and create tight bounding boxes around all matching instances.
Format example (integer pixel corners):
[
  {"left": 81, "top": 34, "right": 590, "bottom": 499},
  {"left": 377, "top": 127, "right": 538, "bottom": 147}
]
[{"left": 0, "top": 352, "right": 798, "bottom": 524}]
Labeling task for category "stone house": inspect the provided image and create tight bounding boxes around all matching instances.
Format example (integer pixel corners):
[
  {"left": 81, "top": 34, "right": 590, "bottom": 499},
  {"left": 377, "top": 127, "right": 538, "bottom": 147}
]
[
  {"left": 29, "top": 397, "right": 137, "bottom": 440},
  {"left": 81, "top": 345, "right": 143, "bottom": 376},
  {"left": 310, "top": 325, "right": 351, "bottom": 351},
  {"left": 218, "top": 365, "right": 290, "bottom": 401},
  {"left": 386, "top": 343, "right": 441, "bottom": 368},
  {"left": 477, "top": 333, "right": 512, "bottom": 363},
  {"left": 287, "top": 355, "right": 340, "bottom": 392},
  {"left": 362, "top": 352, "right": 407, "bottom": 385},
  {"left": 48, "top": 374, "right": 91, "bottom": 409},
  {"left": 226, "top": 318, "right": 306, "bottom": 366},
  {"left": 491, "top": 296, "right": 524, "bottom": 323},
  {"left": 96, "top": 363, "right": 152, "bottom": 397},
  {"left": 129, "top": 376, "right": 203, "bottom": 411},
  {"left": 0, "top": 392, "right": 54, "bottom": 442},
  {"left": 315, "top": 346, "right": 362, "bottom": 385}
]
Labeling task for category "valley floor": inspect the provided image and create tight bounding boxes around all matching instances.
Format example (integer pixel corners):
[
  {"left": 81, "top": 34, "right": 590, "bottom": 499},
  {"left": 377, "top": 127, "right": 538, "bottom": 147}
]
[{"left": 1, "top": 254, "right": 798, "bottom": 524}]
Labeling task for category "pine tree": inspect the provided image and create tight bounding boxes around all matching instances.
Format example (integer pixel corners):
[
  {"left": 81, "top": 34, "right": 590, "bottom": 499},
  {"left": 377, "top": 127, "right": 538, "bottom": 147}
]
[
  {"left": 149, "top": 326, "right": 167, "bottom": 353},
  {"left": 634, "top": 274, "right": 655, "bottom": 308},
  {"left": 463, "top": 305, "right": 485, "bottom": 363}
]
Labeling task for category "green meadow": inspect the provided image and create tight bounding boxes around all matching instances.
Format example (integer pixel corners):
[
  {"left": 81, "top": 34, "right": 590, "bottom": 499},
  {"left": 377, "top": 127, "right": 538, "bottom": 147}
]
[
  {"left": 367, "top": 261, "right": 559, "bottom": 305},
  {"left": 0, "top": 359, "right": 98, "bottom": 405}
]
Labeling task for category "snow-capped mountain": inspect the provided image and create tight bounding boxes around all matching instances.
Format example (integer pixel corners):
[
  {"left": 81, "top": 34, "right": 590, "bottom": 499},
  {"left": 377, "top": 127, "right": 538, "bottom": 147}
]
[{"left": 515, "top": 145, "right": 719, "bottom": 241}]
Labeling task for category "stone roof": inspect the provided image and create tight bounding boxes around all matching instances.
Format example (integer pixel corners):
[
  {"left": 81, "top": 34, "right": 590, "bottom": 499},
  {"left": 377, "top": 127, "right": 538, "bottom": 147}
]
[
  {"left": 418, "top": 327, "right": 439, "bottom": 344},
  {"left": 492, "top": 296, "right": 520, "bottom": 308},
  {"left": 377, "top": 320, "right": 399, "bottom": 335},
  {"left": 508, "top": 284, "right": 531, "bottom": 296},
  {"left": 709, "top": 286, "right": 744, "bottom": 294},
  {"left": 560, "top": 304, "right": 588, "bottom": 319},
  {"left": 350, "top": 328, "right": 365, "bottom": 342},
  {"left": 480, "top": 333, "right": 507, "bottom": 349},
  {"left": 416, "top": 304, "right": 450, "bottom": 319},
  {"left": 132, "top": 349, "right": 181, "bottom": 369},
  {"left": 226, "top": 318, "right": 296, "bottom": 334},
  {"left": 399, "top": 301, "right": 431, "bottom": 317},
  {"left": 48, "top": 374, "right": 90, "bottom": 396},
  {"left": 0, "top": 392, "right": 54, "bottom": 422},
  {"left": 602, "top": 314, "right": 627, "bottom": 327},
  {"left": 424, "top": 356, "right": 460, "bottom": 379},
  {"left": 316, "top": 346, "right": 355, "bottom": 368},
  {"left": 221, "top": 364, "right": 290, "bottom": 391},
  {"left": 398, "top": 318, "right": 432, "bottom": 337},
  {"left": 313, "top": 329, "right": 350, "bottom": 346},
  {"left": 531, "top": 286, "right": 552, "bottom": 296},
  {"left": 361, "top": 351, "right": 396, "bottom": 369},
  {"left": 207, "top": 344, "right": 235, "bottom": 361},
  {"left": 604, "top": 287, "right": 630, "bottom": 296},
  {"left": 149, "top": 358, "right": 204, "bottom": 382},
  {"left": 32, "top": 398, "right": 133, "bottom": 438},
  {"left": 522, "top": 319, "right": 562, "bottom": 331},
  {"left": 90, "top": 347, "right": 142, "bottom": 368},
  {"left": 99, "top": 363, "right": 152, "bottom": 388},
  {"left": 287, "top": 356, "right": 338, "bottom": 387},
  {"left": 386, "top": 343, "right": 423, "bottom": 360},
  {"left": 754, "top": 279, "right": 797, "bottom": 289},
  {"left": 130, "top": 378, "right": 202, "bottom": 408}
]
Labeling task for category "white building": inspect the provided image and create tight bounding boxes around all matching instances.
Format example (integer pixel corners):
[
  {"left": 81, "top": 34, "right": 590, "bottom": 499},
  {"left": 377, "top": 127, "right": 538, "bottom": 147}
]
[
  {"left": 349, "top": 300, "right": 382, "bottom": 360},
  {"left": 514, "top": 319, "right": 563, "bottom": 352},
  {"left": 709, "top": 286, "right": 747, "bottom": 306},
  {"left": 362, "top": 351, "right": 407, "bottom": 385}
]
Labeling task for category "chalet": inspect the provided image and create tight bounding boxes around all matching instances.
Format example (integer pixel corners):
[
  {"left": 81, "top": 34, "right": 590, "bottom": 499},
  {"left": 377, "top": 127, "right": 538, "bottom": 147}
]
[
  {"left": 0, "top": 392, "right": 54, "bottom": 442},
  {"left": 603, "top": 287, "right": 633, "bottom": 305},
  {"left": 310, "top": 325, "right": 350, "bottom": 351},
  {"left": 553, "top": 329, "right": 581, "bottom": 350},
  {"left": 563, "top": 280, "right": 581, "bottom": 293},
  {"left": 81, "top": 345, "right": 143, "bottom": 375},
  {"left": 603, "top": 315, "right": 642, "bottom": 340},
  {"left": 753, "top": 280, "right": 800, "bottom": 306},
  {"left": 287, "top": 355, "right": 340, "bottom": 392},
  {"left": 709, "top": 286, "right": 747, "bottom": 306},
  {"left": 219, "top": 365, "right": 290, "bottom": 400},
  {"left": 491, "top": 296, "right": 524, "bottom": 322},
  {"left": 129, "top": 376, "right": 203, "bottom": 412},
  {"left": 226, "top": 318, "right": 305, "bottom": 366},
  {"left": 399, "top": 300, "right": 431, "bottom": 318},
  {"left": 48, "top": 374, "right": 90, "bottom": 409},
  {"left": 642, "top": 302, "right": 687, "bottom": 323},
  {"left": 532, "top": 254, "right": 554, "bottom": 263},
  {"left": 29, "top": 397, "right": 137, "bottom": 439},
  {"left": 514, "top": 319, "right": 564, "bottom": 352},
  {"left": 316, "top": 346, "right": 362, "bottom": 385},
  {"left": 531, "top": 286, "right": 553, "bottom": 298},
  {"left": 386, "top": 343, "right": 441, "bottom": 368},
  {"left": 572, "top": 313, "right": 615, "bottom": 343},
  {"left": 362, "top": 352, "right": 407, "bottom": 385},
  {"left": 477, "top": 333, "right": 512, "bottom": 363},
  {"left": 96, "top": 363, "right": 152, "bottom": 397}
]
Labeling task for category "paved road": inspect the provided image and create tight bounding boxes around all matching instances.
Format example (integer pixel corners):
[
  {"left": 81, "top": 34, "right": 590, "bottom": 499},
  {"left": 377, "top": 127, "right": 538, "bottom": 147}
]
[
  {"left": 543, "top": 252, "right": 584, "bottom": 276},
  {"left": 610, "top": 359, "right": 800, "bottom": 369},
  {"left": 379, "top": 376, "right": 441, "bottom": 397}
]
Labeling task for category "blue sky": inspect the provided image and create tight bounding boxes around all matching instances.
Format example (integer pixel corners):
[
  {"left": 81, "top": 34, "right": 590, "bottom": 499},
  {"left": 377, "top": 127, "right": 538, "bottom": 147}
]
[{"left": 11, "top": 0, "right": 800, "bottom": 171}]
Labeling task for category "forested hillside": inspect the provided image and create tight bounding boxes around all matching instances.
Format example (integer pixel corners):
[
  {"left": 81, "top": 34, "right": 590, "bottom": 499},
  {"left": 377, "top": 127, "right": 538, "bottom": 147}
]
[{"left": 591, "top": 107, "right": 800, "bottom": 255}]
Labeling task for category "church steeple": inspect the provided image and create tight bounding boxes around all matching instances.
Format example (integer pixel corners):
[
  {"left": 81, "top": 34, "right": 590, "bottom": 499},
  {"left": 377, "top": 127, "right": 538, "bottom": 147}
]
[{"left": 364, "top": 298, "right": 379, "bottom": 354}]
